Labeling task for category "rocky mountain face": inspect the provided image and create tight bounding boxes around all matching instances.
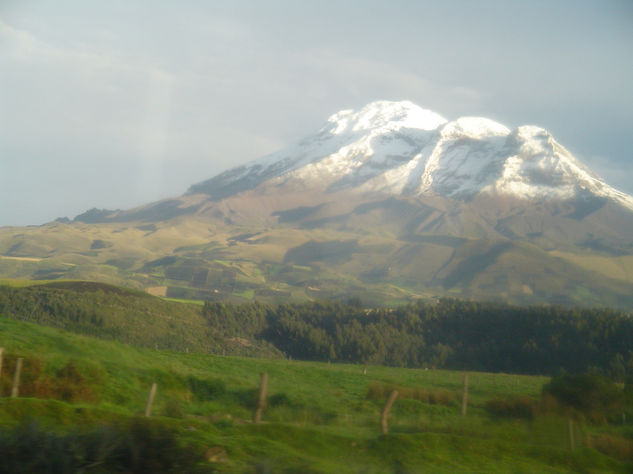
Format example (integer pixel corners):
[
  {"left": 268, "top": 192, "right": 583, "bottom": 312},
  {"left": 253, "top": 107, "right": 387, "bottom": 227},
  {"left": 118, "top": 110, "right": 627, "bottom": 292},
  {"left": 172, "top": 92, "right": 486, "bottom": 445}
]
[{"left": 3, "top": 101, "right": 633, "bottom": 308}]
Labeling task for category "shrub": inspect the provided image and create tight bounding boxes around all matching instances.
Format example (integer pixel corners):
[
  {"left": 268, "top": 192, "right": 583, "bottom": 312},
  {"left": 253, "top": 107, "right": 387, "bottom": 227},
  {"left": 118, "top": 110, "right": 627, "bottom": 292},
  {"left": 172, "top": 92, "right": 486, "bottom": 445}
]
[
  {"left": 268, "top": 392, "right": 304, "bottom": 409},
  {"left": 542, "top": 373, "right": 625, "bottom": 423},
  {"left": 49, "top": 361, "right": 95, "bottom": 402},
  {"left": 0, "top": 419, "right": 208, "bottom": 473},
  {"left": 0, "top": 356, "right": 95, "bottom": 403},
  {"left": 187, "top": 376, "right": 226, "bottom": 401},
  {"left": 485, "top": 396, "right": 535, "bottom": 419},
  {"left": 585, "top": 433, "right": 633, "bottom": 461},
  {"left": 232, "top": 388, "right": 259, "bottom": 409},
  {"left": 163, "top": 399, "right": 185, "bottom": 419},
  {"left": 0, "top": 355, "right": 44, "bottom": 398}
]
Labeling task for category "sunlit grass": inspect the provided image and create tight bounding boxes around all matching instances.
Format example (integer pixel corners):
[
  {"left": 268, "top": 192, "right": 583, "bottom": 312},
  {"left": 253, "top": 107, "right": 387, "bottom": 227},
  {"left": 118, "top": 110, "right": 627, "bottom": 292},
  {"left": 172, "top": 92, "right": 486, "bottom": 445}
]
[{"left": 0, "top": 317, "right": 630, "bottom": 472}]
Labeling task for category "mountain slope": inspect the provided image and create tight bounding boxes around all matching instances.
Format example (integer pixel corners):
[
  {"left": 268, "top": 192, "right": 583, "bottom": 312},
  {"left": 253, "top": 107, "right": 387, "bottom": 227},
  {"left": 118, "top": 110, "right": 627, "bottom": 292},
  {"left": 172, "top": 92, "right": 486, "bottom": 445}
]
[{"left": 1, "top": 100, "right": 633, "bottom": 308}]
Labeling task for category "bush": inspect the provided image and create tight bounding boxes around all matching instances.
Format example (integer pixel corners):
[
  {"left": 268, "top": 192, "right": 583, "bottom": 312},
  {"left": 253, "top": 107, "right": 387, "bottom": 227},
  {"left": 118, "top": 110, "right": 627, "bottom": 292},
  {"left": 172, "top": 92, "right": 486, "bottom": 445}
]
[
  {"left": 586, "top": 433, "right": 633, "bottom": 461},
  {"left": 268, "top": 392, "right": 304, "bottom": 409},
  {"left": 163, "top": 399, "right": 185, "bottom": 419},
  {"left": 485, "top": 396, "right": 535, "bottom": 419},
  {"left": 187, "top": 376, "right": 226, "bottom": 401},
  {"left": 542, "top": 373, "right": 625, "bottom": 423},
  {"left": 48, "top": 361, "right": 95, "bottom": 402},
  {"left": 231, "top": 388, "right": 259, "bottom": 409},
  {"left": 0, "top": 356, "right": 95, "bottom": 403},
  {"left": 0, "top": 419, "right": 208, "bottom": 473}
]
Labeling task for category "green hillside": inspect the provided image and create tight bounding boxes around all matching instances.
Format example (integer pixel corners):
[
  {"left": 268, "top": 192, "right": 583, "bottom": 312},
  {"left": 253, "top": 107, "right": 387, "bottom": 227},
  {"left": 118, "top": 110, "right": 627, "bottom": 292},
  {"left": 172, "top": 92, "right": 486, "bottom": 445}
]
[
  {"left": 1, "top": 317, "right": 631, "bottom": 472},
  {"left": 0, "top": 281, "right": 280, "bottom": 358},
  {"left": 2, "top": 282, "right": 631, "bottom": 378},
  {"left": 2, "top": 192, "right": 633, "bottom": 309}
]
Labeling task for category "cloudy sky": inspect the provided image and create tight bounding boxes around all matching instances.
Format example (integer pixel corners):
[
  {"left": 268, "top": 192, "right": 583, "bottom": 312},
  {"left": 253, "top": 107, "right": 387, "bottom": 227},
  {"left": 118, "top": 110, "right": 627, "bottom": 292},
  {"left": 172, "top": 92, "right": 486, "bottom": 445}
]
[{"left": 1, "top": 0, "right": 632, "bottom": 226}]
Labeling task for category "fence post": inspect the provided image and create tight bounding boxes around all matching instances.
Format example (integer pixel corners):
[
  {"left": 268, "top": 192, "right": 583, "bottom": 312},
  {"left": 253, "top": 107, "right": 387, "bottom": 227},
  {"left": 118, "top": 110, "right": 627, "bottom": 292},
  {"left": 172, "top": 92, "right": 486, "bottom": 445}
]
[
  {"left": 0, "top": 348, "right": 3, "bottom": 395},
  {"left": 568, "top": 418, "right": 575, "bottom": 451},
  {"left": 253, "top": 372, "right": 268, "bottom": 424},
  {"left": 145, "top": 383, "right": 157, "bottom": 417},
  {"left": 381, "top": 390, "right": 399, "bottom": 435},
  {"left": 11, "top": 357, "right": 23, "bottom": 398},
  {"left": 461, "top": 373, "right": 469, "bottom": 416}
]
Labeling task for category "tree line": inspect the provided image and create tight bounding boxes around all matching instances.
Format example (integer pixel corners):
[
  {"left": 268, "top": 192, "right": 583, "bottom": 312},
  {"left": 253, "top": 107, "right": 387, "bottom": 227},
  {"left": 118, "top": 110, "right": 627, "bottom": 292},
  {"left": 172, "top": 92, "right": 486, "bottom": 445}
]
[
  {"left": 202, "top": 298, "right": 633, "bottom": 380},
  {"left": 2, "top": 282, "right": 631, "bottom": 380}
]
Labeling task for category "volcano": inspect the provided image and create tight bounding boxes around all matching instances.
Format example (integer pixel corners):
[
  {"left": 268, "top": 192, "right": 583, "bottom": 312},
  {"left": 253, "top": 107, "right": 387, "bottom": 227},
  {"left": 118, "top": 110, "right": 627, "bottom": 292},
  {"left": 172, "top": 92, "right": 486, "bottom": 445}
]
[{"left": 3, "top": 101, "right": 633, "bottom": 308}]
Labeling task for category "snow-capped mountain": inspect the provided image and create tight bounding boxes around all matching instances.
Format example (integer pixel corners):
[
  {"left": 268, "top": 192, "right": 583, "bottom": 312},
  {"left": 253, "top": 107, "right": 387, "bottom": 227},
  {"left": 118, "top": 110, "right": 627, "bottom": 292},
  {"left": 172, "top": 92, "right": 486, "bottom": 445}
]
[
  {"left": 8, "top": 100, "right": 633, "bottom": 309},
  {"left": 188, "top": 100, "right": 633, "bottom": 211}
]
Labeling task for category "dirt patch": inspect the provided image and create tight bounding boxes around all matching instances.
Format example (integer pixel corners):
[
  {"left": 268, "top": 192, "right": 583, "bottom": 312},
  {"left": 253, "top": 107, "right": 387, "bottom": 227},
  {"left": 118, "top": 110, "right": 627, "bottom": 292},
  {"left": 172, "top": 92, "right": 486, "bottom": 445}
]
[
  {"left": 146, "top": 286, "right": 168, "bottom": 297},
  {"left": 0, "top": 255, "right": 42, "bottom": 262}
]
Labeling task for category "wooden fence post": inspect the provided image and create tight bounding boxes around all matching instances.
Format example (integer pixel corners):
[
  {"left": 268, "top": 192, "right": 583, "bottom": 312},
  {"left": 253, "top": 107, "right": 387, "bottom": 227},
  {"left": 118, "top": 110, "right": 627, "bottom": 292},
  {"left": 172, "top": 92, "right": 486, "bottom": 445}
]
[
  {"left": 568, "top": 418, "right": 575, "bottom": 451},
  {"left": 461, "top": 373, "right": 469, "bottom": 417},
  {"left": 145, "top": 382, "right": 157, "bottom": 417},
  {"left": 11, "top": 357, "right": 23, "bottom": 398},
  {"left": 381, "top": 390, "right": 399, "bottom": 435},
  {"left": 253, "top": 372, "right": 268, "bottom": 424},
  {"left": 0, "top": 348, "right": 3, "bottom": 395}
]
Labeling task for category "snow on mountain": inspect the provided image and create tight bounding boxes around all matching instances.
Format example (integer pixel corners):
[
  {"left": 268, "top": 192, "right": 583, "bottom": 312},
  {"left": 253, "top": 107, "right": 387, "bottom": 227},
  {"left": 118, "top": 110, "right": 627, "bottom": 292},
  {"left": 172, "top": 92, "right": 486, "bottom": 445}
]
[
  {"left": 188, "top": 101, "right": 633, "bottom": 211},
  {"left": 486, "top": 126, "right": 633, "bottom": 207},
  {"left": 326, "top": 100, "right": 447, "bottom": 134}
]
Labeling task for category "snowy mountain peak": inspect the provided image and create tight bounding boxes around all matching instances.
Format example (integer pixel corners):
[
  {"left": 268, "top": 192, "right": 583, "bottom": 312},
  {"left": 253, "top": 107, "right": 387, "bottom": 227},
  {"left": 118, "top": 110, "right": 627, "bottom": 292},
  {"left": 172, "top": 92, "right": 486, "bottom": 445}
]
[
  {"left": 515, "top": 125, "right": 550, "bottom": 139},
  {"left": 189, "top": 101, "right": 633, "bottom": 211},
  {"left": 441, "top": 117, "right": 510, "bottom": 140},
  {"left": 325, "top": 100, "right": 447, "bottom": 135}
]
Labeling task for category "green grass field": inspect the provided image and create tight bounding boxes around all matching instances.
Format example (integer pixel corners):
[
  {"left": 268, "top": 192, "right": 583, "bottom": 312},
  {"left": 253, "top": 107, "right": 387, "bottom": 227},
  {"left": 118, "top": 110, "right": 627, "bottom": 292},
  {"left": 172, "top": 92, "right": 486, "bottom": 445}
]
[{"left": 0, "top": 316, "right": 631, "bottom": 472}]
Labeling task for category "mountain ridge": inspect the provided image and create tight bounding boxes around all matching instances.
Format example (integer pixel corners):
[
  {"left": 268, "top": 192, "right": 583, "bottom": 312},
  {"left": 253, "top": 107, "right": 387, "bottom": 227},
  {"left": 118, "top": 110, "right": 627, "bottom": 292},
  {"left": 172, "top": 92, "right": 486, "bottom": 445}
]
[{"left": 187, "top": 100, "right": 633, "bottom": 211}]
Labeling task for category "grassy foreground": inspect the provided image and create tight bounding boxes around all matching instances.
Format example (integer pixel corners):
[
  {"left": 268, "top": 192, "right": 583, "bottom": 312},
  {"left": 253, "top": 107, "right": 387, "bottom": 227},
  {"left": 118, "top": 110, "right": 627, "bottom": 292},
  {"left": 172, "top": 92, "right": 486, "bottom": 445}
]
[{"left": 0, "top": 317, "right": 631, "bottom": 472}]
